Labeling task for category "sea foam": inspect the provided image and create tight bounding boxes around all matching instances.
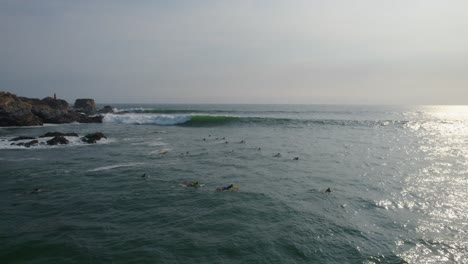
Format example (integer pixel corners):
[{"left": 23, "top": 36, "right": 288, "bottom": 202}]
[
  {"left": 0, "top": 136, "right": 113, "bottom": 150},
  {"left": 103, "top": 113, "right": 190, "bottom": 125},
  {"left": 87, "top": 162, "right": 145, "bottom": 172}
]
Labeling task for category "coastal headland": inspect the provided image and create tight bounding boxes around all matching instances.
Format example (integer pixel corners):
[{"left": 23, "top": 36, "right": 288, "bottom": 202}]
[{"left": 0, "top": 92, "right": 112, "bottom": 126}]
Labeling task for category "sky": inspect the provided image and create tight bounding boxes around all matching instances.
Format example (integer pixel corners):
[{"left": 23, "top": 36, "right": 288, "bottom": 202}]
[{"left": 1, "top": 0, "right": 468, "bottom": 104}]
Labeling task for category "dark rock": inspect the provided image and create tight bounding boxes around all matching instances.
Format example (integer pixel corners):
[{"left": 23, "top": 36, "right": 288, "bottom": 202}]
[
  {"left": 40, "top": 112, "right": 77, "bottom": 124},
  {"left": 40, "top": 132, "right": 79, "bottom": 138},
  {"left": 98, "top": 105, "right": 114, "bottom": 114},
  {"left": 13, "top": 139, "right": 39, "bottom": 147},
  {"left": 1, "top": 92, "right": 103, "bottom": 126},
  {"left": 24, "top": 140, "right": 39, "bottom": 148},
  {"left": 74, "top": 99, "right": 96, "bottom": 115},
  {"left": 46, "top": 136, "right": 69, "bottom": 145},
  {"left": 10, "top": 136, "right": 36, "bottom": 141},
  {"left": 0, "top": 92, "right": 43, "bottom": 126},
  {"left": 41, "top": 111, "right": 102, "bottom": 124},
  {"left": 19, "top": 96, "right": 71, "bottom": 124},
  {"left": 78, "top": 115, "right": 103, "bottom": 123},
  {"left": 81, "top": 132, "right": 106, "bottom": 144},
  {"left": 41, "top": 97, "right": 69, "bottom": 111}
]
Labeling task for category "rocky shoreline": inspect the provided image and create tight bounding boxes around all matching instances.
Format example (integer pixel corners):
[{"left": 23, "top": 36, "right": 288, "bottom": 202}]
[
  {"left": 5, "top": 131, "right": 108, "bottom": 148},
  {"left": 0, "top": 92, "right": 113, "bottom": 126}
]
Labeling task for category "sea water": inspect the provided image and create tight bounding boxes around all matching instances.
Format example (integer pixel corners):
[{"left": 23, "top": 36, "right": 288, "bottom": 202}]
[{"left": 0, "top": 105, "right": 467, "bottom": 263}]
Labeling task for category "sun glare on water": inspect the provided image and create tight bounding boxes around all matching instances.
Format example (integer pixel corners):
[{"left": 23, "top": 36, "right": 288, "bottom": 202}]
[{"left": 398, "top": 105, "right": 468, "bottom": 263}]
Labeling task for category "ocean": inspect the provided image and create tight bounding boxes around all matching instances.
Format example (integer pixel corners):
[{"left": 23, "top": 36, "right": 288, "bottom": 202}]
[{"left": 1, "top": 104, "right": 467, "bottom": 263}]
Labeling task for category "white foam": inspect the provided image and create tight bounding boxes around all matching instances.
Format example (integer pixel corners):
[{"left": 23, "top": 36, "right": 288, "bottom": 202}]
[
  {"left": 103, "top": 113, "right": 190, "bottom": 125},
  {"left": 113, "top": 107, "right": 145, "bottom": 113},
  {"left": 149, "top": 148, "right": 171, "bottom": 155},
  {"left": 88, "top": 162, "right": 145, "bottom": 172},
  {"left": 375, "top": 199, "right": 396, "bottom": 210},
  {"left": 132, "top": 141, "right": 167, "bottom": 146},
  {"left": 148, "top": 141, "right": 167, "bottom": 147},
  {"left": 0, "top": 136, "right": 114, "bottom": 150}
]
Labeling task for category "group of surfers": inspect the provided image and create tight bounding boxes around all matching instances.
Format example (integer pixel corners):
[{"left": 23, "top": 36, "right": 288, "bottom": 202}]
[{"left": 183, "top": 182, "right": 332, "bottom": 193}]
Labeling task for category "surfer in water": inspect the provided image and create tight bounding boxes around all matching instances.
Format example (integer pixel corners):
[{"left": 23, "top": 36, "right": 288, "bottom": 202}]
[
  {"left": 216, "top": 184, "right": 235, "bottom": 191},
  {"left": 30, "top": 188, "right": 45, "bottom": 194},
  {"left": 183, "top": 181, "right": 202, "bottom": 187}
]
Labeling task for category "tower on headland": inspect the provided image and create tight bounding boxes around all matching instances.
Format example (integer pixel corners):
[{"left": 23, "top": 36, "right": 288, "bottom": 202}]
[{"left": 54, "top": 93, "right": 56, "bottom": 100}]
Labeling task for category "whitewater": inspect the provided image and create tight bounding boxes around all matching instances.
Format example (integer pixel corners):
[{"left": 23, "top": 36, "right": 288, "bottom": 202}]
[{"left": 1, "top": 104, "right": 467, "bottom": 263}]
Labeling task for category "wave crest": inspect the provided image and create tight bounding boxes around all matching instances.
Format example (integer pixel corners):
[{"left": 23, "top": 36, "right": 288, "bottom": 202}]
[
  {"left": 103, "top": 113, "right": 191, "bottom": 125},
  {"left": 102, "top": 113, "right": 413, "bottom": 127}
]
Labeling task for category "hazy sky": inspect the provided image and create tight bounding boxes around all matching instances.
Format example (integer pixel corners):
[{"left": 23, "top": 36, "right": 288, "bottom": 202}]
[{"left": 1, "top": 0, "right": 468, "bottom": 104}]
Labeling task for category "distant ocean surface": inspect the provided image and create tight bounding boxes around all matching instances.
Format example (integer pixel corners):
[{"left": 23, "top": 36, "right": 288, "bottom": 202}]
[{"left": 1, "top": 104, "right": 467, "bottom": 263}]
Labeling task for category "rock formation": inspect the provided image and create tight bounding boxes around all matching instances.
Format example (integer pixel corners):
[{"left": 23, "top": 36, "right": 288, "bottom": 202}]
[
  {"left": 40, "top": 132, "right": 79, "bottom": 138},
  {"left": 98, "top": 105, "right": 114, "bottom": 114},
  {"left": 22, "top": 140, "right": 39, "bottom": 148},
  {"left": 7, "top": 131, "right": 108, "bottom": 147},
  {"left": 74, "top": 99, "right": 96, "bottom": 115},
  {"left": 10, "top": 139, "right": 39, "bottom": 148},
  {"left": 81, "top": 132, "right": 107, "bottom": 143},
  {"left": 0, "top": 92, "right": 104, "bottom": 126},
  {"left": 0, "top": 92, "right": 43, "bottom": 126},
  {"left": 46, "top": 136, "right": 69, "bottom": 145}
]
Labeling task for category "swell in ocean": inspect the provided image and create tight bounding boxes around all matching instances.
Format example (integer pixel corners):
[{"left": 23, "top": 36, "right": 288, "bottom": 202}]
[
  {"left": 2, "top": 104, "right": 467, "bottom": 263},
  {"left": 104, "top": 108, "right": 415, "bottom": 128}
]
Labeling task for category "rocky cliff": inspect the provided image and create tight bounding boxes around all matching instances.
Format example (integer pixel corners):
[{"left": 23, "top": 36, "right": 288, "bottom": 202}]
[
  {"left": 74, "top": 98, "right": 97, "bottom": 115},
  {"left": 0, "top": 92, "right": 104, "bottom": 126}
]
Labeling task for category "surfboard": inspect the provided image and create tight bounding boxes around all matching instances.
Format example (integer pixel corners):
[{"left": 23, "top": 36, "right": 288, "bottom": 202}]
[{"left": 159, "top": 149, "right": 169, "bottom": 154}]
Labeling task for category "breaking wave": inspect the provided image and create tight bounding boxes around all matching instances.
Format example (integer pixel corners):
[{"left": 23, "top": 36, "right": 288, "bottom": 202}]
[
  {"left": 102, "top": 113, "right": 413, "bottom": 127},
  {"left": 103, "top": 113, "right": 191, "bottom": 125},
  {"left": 102, "top": 113, "right": 242, "bottom": 126}
]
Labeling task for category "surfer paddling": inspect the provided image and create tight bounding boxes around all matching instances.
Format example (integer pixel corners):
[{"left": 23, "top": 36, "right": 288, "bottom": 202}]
[{"left": 216, "top": 184, "right": 239, "bottom": 191}]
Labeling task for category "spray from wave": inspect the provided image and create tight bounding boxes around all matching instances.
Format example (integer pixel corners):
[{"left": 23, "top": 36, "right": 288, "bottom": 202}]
[
  {"left": 103, "top": 113, "right": 192, "bottom": 125},
  {"left": 102, "top": 113, "right": 243, "bottom": 126},
  {"left": 102, "top": 113, "right": 415, "bottom": 128}
]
